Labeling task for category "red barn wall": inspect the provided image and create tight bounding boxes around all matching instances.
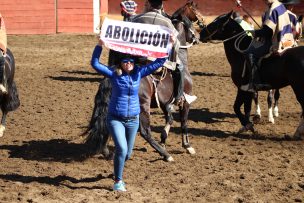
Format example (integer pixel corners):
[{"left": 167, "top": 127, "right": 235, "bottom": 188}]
[
  {"left": 1, "top": 0, "right": 304, "bottom": 34},
  {"left": 100, "top": 0, "right": 108, "bottom": 14},
  {"left": 0, "top": 0, "right": 56, "bottom": 34},
  {"left": 109, "top": 0, "right": 304, "bottom": 17},
  {"left": 57, "top": 0, "right": 94, "bottom": 33}
]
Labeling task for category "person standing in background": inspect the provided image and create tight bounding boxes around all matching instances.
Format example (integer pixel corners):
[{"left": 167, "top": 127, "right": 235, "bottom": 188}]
[{"left": 120, "top": 0, "right": 138, "bottom": 21}]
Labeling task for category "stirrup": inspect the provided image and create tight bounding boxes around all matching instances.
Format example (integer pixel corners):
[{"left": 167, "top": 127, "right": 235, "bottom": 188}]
[{"left": 184, "top": 93, "right": 197, "bottom": 104}]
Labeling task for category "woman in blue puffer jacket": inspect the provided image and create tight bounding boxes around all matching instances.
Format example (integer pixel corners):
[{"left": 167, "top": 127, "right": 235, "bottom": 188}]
[{"left": 91, "top": 39, "right": 167, "bottom": 192}]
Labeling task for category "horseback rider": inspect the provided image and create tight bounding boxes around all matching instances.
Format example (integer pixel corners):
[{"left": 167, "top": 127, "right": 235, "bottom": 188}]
[
  {"left": 240, "top": 0, "right": 294, "bottom": 93},
  {"left": 281, "top": 0, "right": 302, "bottom": 43},
  {"left": 0, "top": 13, "right": 7, "bottom": 94},
  {"left": 133, "top": 0, "right": 196, "bottom": 105}
]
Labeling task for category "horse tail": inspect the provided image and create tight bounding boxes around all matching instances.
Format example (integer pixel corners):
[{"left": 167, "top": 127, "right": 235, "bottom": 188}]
[{"left": 82, "top": 77, "right": 112, "bottom": 154}]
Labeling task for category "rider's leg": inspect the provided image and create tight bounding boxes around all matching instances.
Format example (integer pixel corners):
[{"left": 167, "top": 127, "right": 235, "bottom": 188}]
[
  {"left": 175, "top": 49, "right": 197, "bottom": 105},
  {"left": 0, "top": 50, "right": 7, "bottom": 94},
  {"left": 173, "top": 66, "right": 184, "bottom": 105},
  {"left": 250, "top": 54, "right": 271, "bottom": 91},
  {"left": 240, "top": 53, "right": 256, "bottom": 92}
]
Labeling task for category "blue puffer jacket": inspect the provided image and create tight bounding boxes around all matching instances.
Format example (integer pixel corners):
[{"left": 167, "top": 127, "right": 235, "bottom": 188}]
[{"left": 91, "top": 45, "right": 166, "bottom": 118}]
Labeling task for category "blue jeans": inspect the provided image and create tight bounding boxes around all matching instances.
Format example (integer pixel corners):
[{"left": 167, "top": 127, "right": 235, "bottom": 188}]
[{"left": 107, "top": 114, "right": 139, "bottom": 181}]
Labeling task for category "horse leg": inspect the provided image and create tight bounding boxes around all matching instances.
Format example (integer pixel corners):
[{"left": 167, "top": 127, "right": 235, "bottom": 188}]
[
  {"left": 234, "top": 89, "right": 255, "bottom": 133},
  {"left": 253, "top": 91, "right": 261, "bottom": 119},
  {"left": 267, "top": 90, "right": 275, "bottom": 124},
  {"left": 273, "top": 89, "right": 280, "bottom": 117},
  {"left": 160, "top": 104, "right": 174, "bottom": 148},
  {"left": 180, "top": 103, "right": 195, "bottom": 154},
  {"left": 252, "top": 91, "right": 261, "bottom": 123},
  {"left": 0, "top": 110, "right": 7, "bottom": 137},
  {"left": 291, "top": 86, "right": 304, "bottom": 139},
  {"left": 139, "top": 110, "right": 173, "bottom": 162}
]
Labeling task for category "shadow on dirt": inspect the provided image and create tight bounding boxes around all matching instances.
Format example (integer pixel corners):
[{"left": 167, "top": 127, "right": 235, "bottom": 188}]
[
  {"left": 48, "top": 76, "right": 101, "bottom": 83},
  {"left": 0, "top": 139, "right": 93, "bottom": 163},
  {"left": 0, "top": 173, "right": 110, "bottom": 190},
  {"left": 48, "top": 69, "right": 103, "bottom": 83},
  {"left": 187, "top": 108, "right": 236, "bottom": 123},
  {"left": 150, "top": 108, "right": 236, "bottom": 124},
  {"left": 190, "top": 71, "right": 230, "bottom": 77},
  {"left": 61, "top": 70, "right": 99, "bottom": 75}
]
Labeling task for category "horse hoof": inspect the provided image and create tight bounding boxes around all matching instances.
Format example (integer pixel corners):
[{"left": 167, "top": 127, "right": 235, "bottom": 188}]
[
  {"left": 187, "top": 147, "right": 196, "bottom": 155},
  {"left": 166, "top": 156, "right": 174, "bottom": 162},
  {"left": 294, "top": 129, "right": 304, "bottom": 140},
  {"left": 246, "top": 123, "right": 255, "bottom": 133},
  {"left": 237, "top": 123, "right": 255, "bottom": 134},
  {"left": 252, "top": 115, "right": 261, "bottom": 124},
  {"left": 269, "top": 118, "right": 275, "bottom": 124},
  {"left": 237, "top": 126, "right": 246, "bottom": 134},
  {"left": 274, "top": 107, "right": 279, "bottom": 117},
  {"left": 0, "top": 125, "right": 6, "bottom": 138}
]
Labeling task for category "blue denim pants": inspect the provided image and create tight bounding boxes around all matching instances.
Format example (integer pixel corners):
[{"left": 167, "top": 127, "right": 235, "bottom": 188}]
[{"left": 107, "top": 114, "right": 139, "bottom": 181}]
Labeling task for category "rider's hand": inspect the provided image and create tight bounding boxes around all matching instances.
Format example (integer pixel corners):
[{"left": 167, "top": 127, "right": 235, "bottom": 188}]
[{"left": 170, "top": 34, "right": 176, "bottom": 44}]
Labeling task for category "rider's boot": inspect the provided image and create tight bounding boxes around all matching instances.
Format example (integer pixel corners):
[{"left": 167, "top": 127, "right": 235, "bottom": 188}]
[{"left": 0, "top": 51, "right": 7, "bottom": 94}]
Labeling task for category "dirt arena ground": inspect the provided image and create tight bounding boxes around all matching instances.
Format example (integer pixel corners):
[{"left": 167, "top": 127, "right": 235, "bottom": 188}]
[{"left": 0, "top": 34, "right": 303, "bottom": 203}]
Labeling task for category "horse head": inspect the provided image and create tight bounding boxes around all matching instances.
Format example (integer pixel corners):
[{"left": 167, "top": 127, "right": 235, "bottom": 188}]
[
  {"left": 171, "top": 1, "right": 205, "bottom": 47},
  {"left": 199, "top": 11, "right": 244, "bottom": 43}
]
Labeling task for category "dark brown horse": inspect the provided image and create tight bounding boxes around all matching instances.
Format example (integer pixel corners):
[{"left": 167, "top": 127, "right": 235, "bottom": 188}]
[
  {"left": 84, "top": 1, "right": 204, "bottom": 161},
  {"left": 199, "top": 11, "right": 304, "bottom": 138},
  {"left": 0, "top": 48, "right": 20, "bottom": 137}
]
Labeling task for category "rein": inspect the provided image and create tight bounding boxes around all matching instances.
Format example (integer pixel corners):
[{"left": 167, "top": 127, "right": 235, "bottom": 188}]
[
  {"left": 206, "top": 29, "right": 248, "bottom": 45},
  {"left": 149, "top": 67, "right": 168, "bottom": 82},
  {"left": 149, "top": 67, "right": 168, "bottom": 109}
]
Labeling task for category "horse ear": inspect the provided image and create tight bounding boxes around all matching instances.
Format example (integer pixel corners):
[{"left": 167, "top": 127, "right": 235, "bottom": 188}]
[{"left": 227, "top": 10, "right": 234, "bottom": 18}]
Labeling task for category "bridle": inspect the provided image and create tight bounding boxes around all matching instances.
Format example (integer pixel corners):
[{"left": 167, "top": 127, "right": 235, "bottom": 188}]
[
  {"left": 175, "top": 2, "right": 205, "bottom": 48},
  {"left": 202, "top": 17, "right": 253, "bottom": 52},
  {"left": 202, "top": 17, "right": 248, "bottom": 44}
]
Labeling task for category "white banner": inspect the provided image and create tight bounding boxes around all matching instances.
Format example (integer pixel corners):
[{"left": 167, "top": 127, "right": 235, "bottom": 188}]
[{"left": 100, "top": 18, "right": 173, "bottom": 58}]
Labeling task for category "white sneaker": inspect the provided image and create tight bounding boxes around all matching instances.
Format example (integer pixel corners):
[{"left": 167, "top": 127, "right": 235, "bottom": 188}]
[
  {"left": 184, "top": 93, "right": 197, "bottom": 104},
  {"left": 0, "top": 84, "right": 7, "bottom": 94}
]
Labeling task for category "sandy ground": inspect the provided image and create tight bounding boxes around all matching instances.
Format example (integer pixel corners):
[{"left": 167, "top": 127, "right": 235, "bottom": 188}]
[{"left": 0, "top": 34, "right": 303, "bottom": 203}]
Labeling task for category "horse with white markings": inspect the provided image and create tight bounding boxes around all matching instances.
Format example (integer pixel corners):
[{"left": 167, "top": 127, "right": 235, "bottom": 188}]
[
  {"left": 200, "top": 11, "right": 304, "bottom": 138},
  {"left": 0, "top": 48, "right": 20, "bottom": 137}
]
